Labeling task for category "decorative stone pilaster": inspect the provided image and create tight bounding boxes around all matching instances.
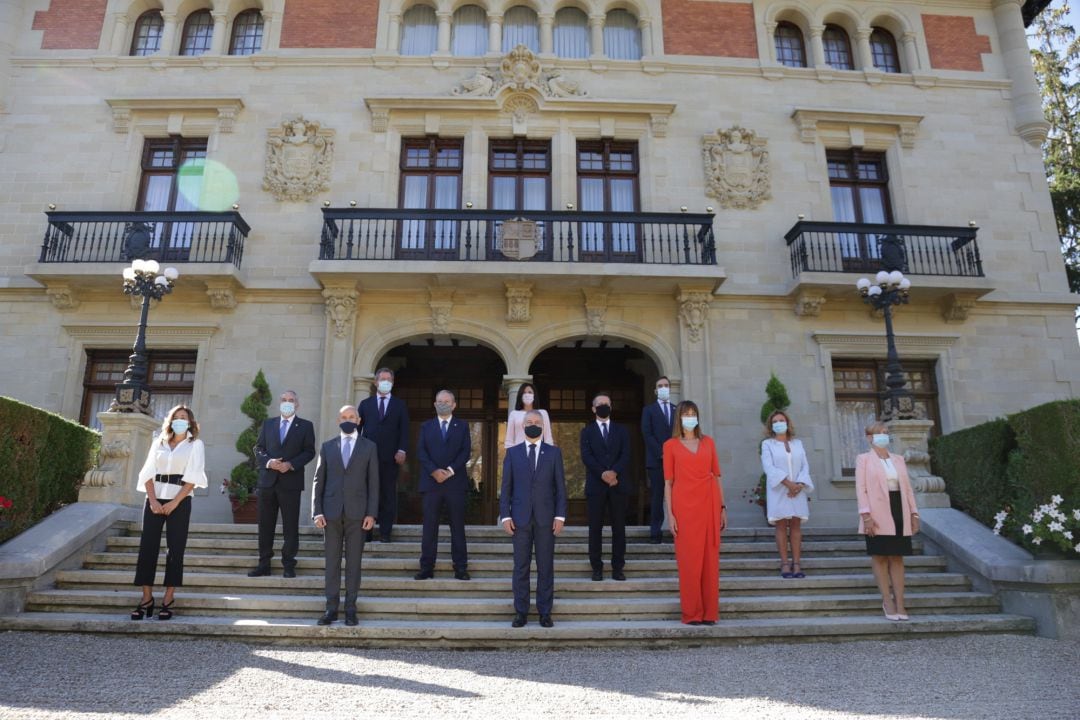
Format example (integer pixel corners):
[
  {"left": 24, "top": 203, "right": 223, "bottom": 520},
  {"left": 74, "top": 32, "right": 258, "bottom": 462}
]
[
  {"left": 79, "top": 412, "right": 161, "bottom": 506},
  {"left": 993, "top": 0, "right": 1051, "bottom": 145},
  {"left": 323, "top": 286, "right": 358, "bottom": 339},
  {"left": 428, "top": 286, "right": 455, "bottom": 336},
  {"left": 675, "top": 285, "right": 714, "bottom": 433},
  {"left": 505, "top": 281, "right": 533, "bottom": 325},
  {"left": 321, "top": 283, "right": 360, "bottom": 441},
  {"left": 677, "top": 288, "right": 711, "bottom": 344},
  {"left": 582, "top": 288, "right": 608, "bottom": 337},
  {"left": 888, "top": 418, "right": 950, "bottom": 508},
  {"left": 941, "top": 293, "right": 978, "bottom": 323},
  {"left": 46, "top": 284, "right": 80, "bottom": 311},
  {"left": 502, "top": 375, "right": 534, "bottom": 412},
  {"left": 794, "top": 290, "right": 826, "bottom": 317}
]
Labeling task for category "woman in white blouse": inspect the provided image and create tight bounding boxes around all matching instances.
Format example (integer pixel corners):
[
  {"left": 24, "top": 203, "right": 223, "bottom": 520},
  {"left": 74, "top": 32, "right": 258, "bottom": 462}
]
[
  {"left": 760, "top": 411, "right": 814, "bottom": 579},
  {"left": 131, "top": 405, "right": 208, "bottom": 620},
  {"left": 504, "top": 383, "right": 554, "bottom": 447}
]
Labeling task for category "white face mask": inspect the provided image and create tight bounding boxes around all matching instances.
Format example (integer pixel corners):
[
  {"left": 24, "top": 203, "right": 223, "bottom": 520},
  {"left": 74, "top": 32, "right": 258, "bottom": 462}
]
[
  {"left": 656, "top": 387, "right": 670, "bottom": 401},
  {"left": 521, "top": 393, "right": 535, "bottom": 405},
  {"left": 377, "top": 380, "right": 393, "bottom": 395},
  {"left": 680, "top": 416, "right": 699, "bottom": 431},
  {"left": 872, "top": 433, "right": 890, "bottom": 448}
]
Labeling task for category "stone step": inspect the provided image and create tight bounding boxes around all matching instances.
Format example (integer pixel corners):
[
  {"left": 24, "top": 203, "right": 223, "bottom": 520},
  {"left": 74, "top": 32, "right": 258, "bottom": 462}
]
[
  {"left": 55, "top": 569, "right": 972, "bottom": 597},
  {"left": 24, "top": 588, "right": 1003, "bottom": 621},
  {"left": 0, "top": 611, "right": 1036, "bottom": 647}
]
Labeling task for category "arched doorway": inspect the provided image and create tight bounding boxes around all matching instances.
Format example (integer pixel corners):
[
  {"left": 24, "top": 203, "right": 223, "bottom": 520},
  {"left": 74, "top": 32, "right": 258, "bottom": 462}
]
[{"left": 375, "top": 339, "right": 508, "bottom": 524}]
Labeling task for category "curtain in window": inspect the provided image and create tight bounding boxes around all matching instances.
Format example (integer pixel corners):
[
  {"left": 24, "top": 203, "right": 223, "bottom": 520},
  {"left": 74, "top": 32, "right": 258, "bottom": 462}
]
[
  {"left": 433, "top": 176, "right": 459, "bottom": 250},
  {"left": 836, "top": 400, "right": 878, "bottom": 472},
  {"left": 502, "top": 6, "right": 539, "bottom": 53},
  {"left": 86, "top": 392, "right": 193, "bottom": 431},
  {"left": 230, "top": 10, "right": 263, "bottom": 55},
  {"left": 609, "top": 178, "right": 635, "bottom": 253},
  {"left": 603, "top": 10, "right": 641, "bottom": 60},
  {"left": 452, "top": 5, "right": 488, "bottom": 56},
  {"left": 180, "top": 11, "right": 214, "bottom": 56},
  {"left": 131, "top": 11, "right": 163, "bottom": 56},
  {"left": 579, "top": 178, "right": 605, "bottom": 252},
  {"left": 401, "top": 176, "right": 429, "bottom": 250},
  {"left": 172, "top": 154, "right": 205, "bottom": 250},
  {"left": 401, "top": 5, "right": 438, "bottom": 56},
  {"left": 553, "top": 8, "right": 589, "bottom": 58},
  {"left": 831, "top": 186, "right": 858, "bottom": 259}
]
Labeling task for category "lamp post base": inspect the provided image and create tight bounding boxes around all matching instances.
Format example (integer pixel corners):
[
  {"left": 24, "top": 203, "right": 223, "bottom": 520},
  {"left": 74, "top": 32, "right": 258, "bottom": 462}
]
[
  {"left": 109, "top": 382, "right": 152, "bottom": 414},
  {"left": 888, "top": 418, "right": 951, "bottom": 509}
]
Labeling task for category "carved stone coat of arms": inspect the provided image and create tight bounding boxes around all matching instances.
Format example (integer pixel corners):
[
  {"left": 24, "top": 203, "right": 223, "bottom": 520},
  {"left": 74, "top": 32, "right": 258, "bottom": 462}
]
[
  {"left": 263, "top": 116, "right": 335, "bottom": 202},
  {"left": 702, "top": 126, "right": 771, "bottom": 210}
]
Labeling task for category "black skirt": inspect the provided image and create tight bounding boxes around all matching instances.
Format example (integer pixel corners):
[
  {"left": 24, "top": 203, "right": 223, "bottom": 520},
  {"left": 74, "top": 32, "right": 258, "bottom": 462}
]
[{"left": 864, "top": 490, "right": 913, "bottom": 557}]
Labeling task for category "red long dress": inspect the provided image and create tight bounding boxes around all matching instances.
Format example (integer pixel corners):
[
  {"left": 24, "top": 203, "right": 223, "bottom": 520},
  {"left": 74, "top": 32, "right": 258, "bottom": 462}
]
[{"left": 663, "top": 435, "right": 724, "bottom": 624}]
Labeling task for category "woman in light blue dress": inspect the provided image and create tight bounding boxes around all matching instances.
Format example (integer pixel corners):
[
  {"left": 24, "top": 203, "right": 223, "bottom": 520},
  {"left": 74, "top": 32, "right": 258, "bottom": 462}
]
[{"left": 761, "top": 411, "right": 814, "bottom": 578}]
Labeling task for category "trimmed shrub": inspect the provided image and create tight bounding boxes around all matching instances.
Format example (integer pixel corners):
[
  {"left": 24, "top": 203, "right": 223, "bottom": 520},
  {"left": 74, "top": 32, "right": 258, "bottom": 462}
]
[
  {"left": 929, "top": 418, "right": 1014, "bottom": 528},
  {"left": 1004, "top": 400, "right": 1080, "bottom": 518},
  {"left": 0, "top": 397, "right": 99, "bottom": 543},
  {"left": 227, "top": 370, "right": 271, "bottom": 505}
]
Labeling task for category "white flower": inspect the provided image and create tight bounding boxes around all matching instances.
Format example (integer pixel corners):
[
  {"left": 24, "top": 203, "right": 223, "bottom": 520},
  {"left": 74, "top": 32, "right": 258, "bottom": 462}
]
[
  {"left": 1051, "top": 494, "right": 1063, "bottom": 505},
  {"left": 1050, "top": 509, "right": 1065, "bottom": 522},
  {"left": 1065, "top": 531, "right": 1074, "bottom": 540},
  {"left": 994, "top": 510, "right": 1009, "bottom": 523},
  {"left": 1049, "top": 521, "right": 1064, "bottom": 533},
  {"left": 1033, "top": 511, "right": 1045, "bottom": 522},
  {"left": 992, "top": 527, "right": 1001, "bottom": 535},
  {"left": 1075, "top": 542, "right": 1080, "bottom": 553},
  {"left": 1073, "top": 509, "right": 1080, "bottom": 521},
  {"left": 1032, "top": 537, "right": 1043, "bottom": 545},
  {"left": 1022, "top": 524, "right": 1034, "bottom": 535}
]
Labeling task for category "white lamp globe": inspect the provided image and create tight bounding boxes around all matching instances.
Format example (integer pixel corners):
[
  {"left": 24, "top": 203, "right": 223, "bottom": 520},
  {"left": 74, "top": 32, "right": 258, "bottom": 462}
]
[
  {"left": 145, "top": 259, "right": 160, "bottom": 275},
  {"left": 856, "top": 278, "right": 871, "bottom": 291},
  {"left": 899, "top": 277, "right": 912, "bottom": 291},
  {"left": 888, "top": 270, "right": 904, "bottom": 286},
  {"left": 868, "top": 285, "right": 883, "bottom": 297},
  {"left": 875, "top": 270, "right": 890, "bottom": 285},
  {"left": 122, "top": 267, "right": 136, "bottom": 282},
  {"left": 163, "top": 267, "right": 179, "bottom": 281},
  {"left": 131, "top": 259, "right": 146, "bottom": 274}
]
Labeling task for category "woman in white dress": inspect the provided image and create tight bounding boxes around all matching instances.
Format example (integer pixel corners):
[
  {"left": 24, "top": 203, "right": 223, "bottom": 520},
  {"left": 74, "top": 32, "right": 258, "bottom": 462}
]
[
  {"left": 760, "top": 410, "right": 814, "bottom": 578},
  {"left": 504, "top": 382, "right": 554, "bottom": 447}
]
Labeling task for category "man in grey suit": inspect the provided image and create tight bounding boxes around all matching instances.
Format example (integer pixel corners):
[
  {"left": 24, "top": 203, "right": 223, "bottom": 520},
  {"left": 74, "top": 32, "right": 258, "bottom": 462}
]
[{"left": 312, "top": 405, "right": 379, "bottom": 627}]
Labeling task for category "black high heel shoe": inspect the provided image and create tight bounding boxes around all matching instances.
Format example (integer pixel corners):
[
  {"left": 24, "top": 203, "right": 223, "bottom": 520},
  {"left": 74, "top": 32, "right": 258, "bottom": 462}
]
[
  {"left": 130, "top": 597, "right": 154, "bottom": 621},
  {"left": 157, "top": 599, "right": 175, "bottom": 621}
]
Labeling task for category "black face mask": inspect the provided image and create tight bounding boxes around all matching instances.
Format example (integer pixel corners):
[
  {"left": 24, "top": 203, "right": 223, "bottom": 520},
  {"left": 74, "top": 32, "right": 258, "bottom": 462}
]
[
  {"left": 523, "top": 425, "right": 543, "bottom": 439},
  {"left": 594, "top": 404, "right": 611, "bottom": 419},
  {"left": 339, "top": 421, "right": 358, "bottom": 435}
]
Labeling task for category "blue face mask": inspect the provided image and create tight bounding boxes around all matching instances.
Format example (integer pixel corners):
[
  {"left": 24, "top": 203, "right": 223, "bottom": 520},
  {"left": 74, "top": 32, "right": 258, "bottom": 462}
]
[
  {"left": 171, "top": 419, "right": 190, "bottom": 435},
  {"left": 377, "top": 380, "right": 393, "bottom": 394},
  {"left": 872, "top": 433, "right": 890, "bottom": 448},
  {"left": 681, "top": 416, "right": 699, "bottom": 431},
  {"left": 280, "top": 402, "right": 296, "bottom": 417},
  {"left": 772, "top": 421, "right": 788, "bottom": 435},
  {"left": 656, "top": 387, "right": 670, "bottom": 401}
]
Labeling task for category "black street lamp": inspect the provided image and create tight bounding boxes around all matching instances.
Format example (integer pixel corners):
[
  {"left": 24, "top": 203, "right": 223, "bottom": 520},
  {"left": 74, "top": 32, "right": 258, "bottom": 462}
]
[
  {"left": 109, "top": 258, "right": 179, "bottom": 414},
  {"left": 856, "top": 261, "right": 915, "bottom": 422}
]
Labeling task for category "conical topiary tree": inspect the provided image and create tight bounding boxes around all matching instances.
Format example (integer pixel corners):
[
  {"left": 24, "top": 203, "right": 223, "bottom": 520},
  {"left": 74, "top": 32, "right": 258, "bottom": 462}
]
[{"left": 228, "top": 369, "right": 271, "bottom": 506}]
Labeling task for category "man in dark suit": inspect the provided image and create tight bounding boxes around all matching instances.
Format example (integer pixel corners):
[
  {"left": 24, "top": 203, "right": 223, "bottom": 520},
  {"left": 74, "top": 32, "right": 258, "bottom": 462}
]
[
  {"left": 415, "top": 389, "right": 472, "bottom": 581},
  {"left": 641, "top": 376, "right": 675, "bottom": 544},
  {"left": 580, "top": 392, "right": 631, "bottom": 582},
  {"left": 358, "top": 367, "right": 410, "bottom": 543},
  {"left": 312, "top": 404, "right": 379, "bottom": 627},
  {"left": 249, "top": 389, "right": 317, "bottom": 578},
  {"left": 501, "top": 410, "right": 567, "bottom": 628}
]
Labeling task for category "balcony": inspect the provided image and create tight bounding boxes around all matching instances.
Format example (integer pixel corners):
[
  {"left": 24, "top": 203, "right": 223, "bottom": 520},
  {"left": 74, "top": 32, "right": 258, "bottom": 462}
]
[{"left": 312, "top": 207, "right": 724, "bottom": 293}]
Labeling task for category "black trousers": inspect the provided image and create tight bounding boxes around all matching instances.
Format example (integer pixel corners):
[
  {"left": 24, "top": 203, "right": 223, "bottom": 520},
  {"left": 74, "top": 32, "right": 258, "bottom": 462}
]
[
  {"left": 587, "top": 488, "right": 627, "bottom": 571},
  {"left": 376, "top": 459, "right": 399, "bottom": 537},
  {"left": 647, "top": 465, "right": 665, "bottom": 540},
  {"left": 512, "top": 517, "right": 556, "bottom": 616},
  {"left": 133, "top": 496, "right": 192, "bottom": 587},
  {"left": 255, "top": 484, "right": 301, "bottom": 571},
  {"left": 419, "top": 485, "right": 468, "bottom": 573}
]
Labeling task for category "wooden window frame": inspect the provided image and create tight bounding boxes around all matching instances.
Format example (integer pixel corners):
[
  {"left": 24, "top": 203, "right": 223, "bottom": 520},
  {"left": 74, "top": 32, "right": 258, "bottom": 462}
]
[
  {"left": 488, "top": 138, "right": 552, "bottom": 213},
  {"left": 822, "top": 24, "right": 855, "bottom": 70},
  {"left": 870, "top": 28, "right": 901, "bottom": 73},
  {"left": 136, "top": 137, "right": 208, "bottom": 212},
  {"left": 774, "top": 22, "right": 807, "bottom": 68},
  {"left": 81, "top": 349, "right": 197, "bottom": 426},
  {"left": 180, "top": 10, "right": 214, "bottom": 57},
  {"left": 575, "top": 139, "right": 641, "bottom": 260},
  {"left": 826, "top": 148, "right": 893, "bottom": 224},
  {"left": 397, "top": 136, "right": 465, "bottom": 259},
  {"left": 130, "top": 10, "right": 164, "bottom": 56},
  {"left": 229, "top": 9, "right": 264, "bottom": 56}
]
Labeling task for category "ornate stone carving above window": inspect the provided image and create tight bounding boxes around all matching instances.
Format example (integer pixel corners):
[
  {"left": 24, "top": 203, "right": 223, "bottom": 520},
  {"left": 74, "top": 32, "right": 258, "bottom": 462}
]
[
  {"left": 105, "top": 97, "right": 244, "bottom": 135},
  {"left": 702, "top": 126, "right": 771, "bottom": 210},
  {"left": 262, "top": 115, "right": 335, "bottom": 202},
  {"left": 452, "top": 46, "right": 588, "bottom": 99},
  {"left": 791, "top": 108, "right": 924, "bottom": 150}
]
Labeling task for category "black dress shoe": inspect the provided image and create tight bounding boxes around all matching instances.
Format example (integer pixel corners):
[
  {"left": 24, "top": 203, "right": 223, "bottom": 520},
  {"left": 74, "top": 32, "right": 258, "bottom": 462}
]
[
  {"left": 591, "top": 570, "right": 603, "bottom": 581},
  {"left": 454, "top": 570, "right": 471, "bottom": 581},
  {"left": 365, "top": 531, "right": 374, "bottom": 543},
  {"left": 283, "top": 568, "right": 297, "bottom": 579},
  {"left": 379, "top": 533, "right": 393, "bottom": 543},
  {"left": 247, "top": 567, "right": 271, "bottom": 577},
  {"left": 702, "top": 620, "right": 716, "bottom": 626},
  {"left": 649, "top": 537, "right": 661, "bottom": 545},
  {"left": 539, "top": 615, "right": 554, "bottom": 628},
  {"left": 344, "top": 611, "right": 358, "bottom": 626},
  {"left": 414, "top": 570, "right": 434, "bottom": 580},
  {"left": 511, "top": 612, "right": 527, "bottom": 628},
  {"left": 317, "top": 611, "right": 337, "bottom": 626},
  {"left": 612, "top": 570, "right": 626, "bottom": 581},
  {"left": 686, "top": 620, "right": 703, "bottom": 626}
]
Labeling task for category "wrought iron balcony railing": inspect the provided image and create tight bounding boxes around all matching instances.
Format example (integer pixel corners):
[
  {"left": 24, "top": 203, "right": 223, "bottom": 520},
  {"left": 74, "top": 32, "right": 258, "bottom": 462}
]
[
  {"left": 785, "top": 221, "right": 984, "bottom": 278},
  {"left": 39, "top": 211, "right": 250, "bottom": 267},
  {"left": 320, "top": 208, "right": 717, "bottom": 265}
]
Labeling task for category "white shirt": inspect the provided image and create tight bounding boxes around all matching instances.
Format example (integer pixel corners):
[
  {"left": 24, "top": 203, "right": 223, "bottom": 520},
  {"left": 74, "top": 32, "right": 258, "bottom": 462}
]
[
  {"left": 880, "top": 457, "right": 900, "bottom": 491},
  {"left": 500, "top": 439, "right": 564, "bottom": 524},
  {"left": 595, "top": 419, "right": 610, "bottom": 434},
  {"left": 136, "top": 434, "right": 208, "bottom": 501}
]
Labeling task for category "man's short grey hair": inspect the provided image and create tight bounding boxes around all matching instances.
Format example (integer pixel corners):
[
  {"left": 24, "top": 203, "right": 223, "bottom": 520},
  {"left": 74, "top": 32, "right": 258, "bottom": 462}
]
[
  {"left": 339, "top": 404, "right": 357, "bottom": 415},
  {"left": 281, "top": 390, "right": 298, "bottom": 400},
  {"left": 524, "top": 409, "right": 544, "bottom": 422},
  {"left": 436, "top": 389, "right": 455, "bottom": 402}
]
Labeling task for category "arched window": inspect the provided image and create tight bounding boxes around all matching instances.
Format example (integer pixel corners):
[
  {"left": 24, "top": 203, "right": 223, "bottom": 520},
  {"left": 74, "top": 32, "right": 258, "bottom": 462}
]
[
  {"left": 180, "top": 10, "right": 214, "bottom": 56},
  {"left": 870, "top": 27, "right": 901, "bottom": 73},
  {"left": 502, "top": 6, "right": 540, "bottom": 53},
  {"left": 554, "top": 7, "right": 589, "bottom": 59},
  {"left": 130, "top": 11, "right": 164, "bottom": 56},
  {"left": 451, "top": 5, "right": 488, "bottom": 56},
  {"left": 774, "top": 22, "right": 806, "bottom": 67},
  {"left": 401, "top": 5, "right": 438, "bottom": 56},
  {"left": 822, "top": 24, "right": 854, "bottom": 70},
  {"left": 229, "top": 10, "right": 264, "bottom": 56},
  {"left": 603, "top": 9, "right": 641, "bottom": 60}
]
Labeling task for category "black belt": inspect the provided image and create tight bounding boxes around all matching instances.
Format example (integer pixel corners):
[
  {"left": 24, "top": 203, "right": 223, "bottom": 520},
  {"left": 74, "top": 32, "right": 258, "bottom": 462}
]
[{"left": 155, "top": 474, "right": 185, "bottom": 486}]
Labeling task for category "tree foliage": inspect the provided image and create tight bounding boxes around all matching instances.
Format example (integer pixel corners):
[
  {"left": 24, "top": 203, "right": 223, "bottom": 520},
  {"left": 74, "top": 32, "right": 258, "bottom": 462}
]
[{"left": 1031, "top": 2, "right": 1080, "bottom": 324}]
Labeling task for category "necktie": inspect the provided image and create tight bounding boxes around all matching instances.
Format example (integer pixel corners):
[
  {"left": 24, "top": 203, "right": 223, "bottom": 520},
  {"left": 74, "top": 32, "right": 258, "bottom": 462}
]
[
  {"left": 342, "top": 436, "right": 352, "bottom": 467},
  {"left": 379, "top": 397, "right": 386, "bottom": 420},
  {"left": 528, "top": 442, "right": 537, "bottom": 472},
  {"left": 663, "top": 402, "right": 670, "bottom": 425},
  {"left": 601, "top": 422, "right": 609, "bottom": 442},
  {"left": 280, "top": 419, "right": 289, "bottom": 443},
  {"left": 441, "top": 420, "right": 448, "bottom": 440}
]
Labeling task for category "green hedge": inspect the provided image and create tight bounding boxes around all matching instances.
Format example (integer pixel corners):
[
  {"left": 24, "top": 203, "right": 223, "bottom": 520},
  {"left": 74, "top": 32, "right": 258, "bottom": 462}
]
[
  {"left": 929, "top": 418, "right": 1014, "bottom": 527},
  {"left": 0, "top": 397, "right": 100, "bottom": 544}
]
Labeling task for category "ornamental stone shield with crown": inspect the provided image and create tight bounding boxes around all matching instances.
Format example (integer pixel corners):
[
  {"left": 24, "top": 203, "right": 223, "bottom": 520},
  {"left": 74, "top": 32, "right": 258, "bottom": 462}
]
[
  {"left": 263, "top": 116, "right": 335, "bottom": 202},
  {"left": 702, "top": 126, "right": 771, "bottom": 210}
]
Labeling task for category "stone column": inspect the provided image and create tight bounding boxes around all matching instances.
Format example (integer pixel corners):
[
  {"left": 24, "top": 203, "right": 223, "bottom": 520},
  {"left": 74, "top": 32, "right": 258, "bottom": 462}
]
[
  {"left": 262, "top": 10, "right": 281, "bottom": 52},
  {"left": 0, "top": 0, "right": 24, "bottom": 113},
  {"left": 488, "top": 13, "right": 503, "bottom": 55},
  {"left": 808, "top": 24, "right": 826, "bottom": 68},
  {"left": 210, "top": 11, "right": 228, "bottom": 55},
  {"left": 992, "top": 0, "right": 1050, "bottom": 145},
  {"left": 109, "top": 13, "right": 131, "bottom": 55},
  {"left": 888, "top": 418, "right": 950, "bottom": 509},
  {"left": 589, "top": 14, "right": 605, "bottom": 59},
  {"left": 436, "top": 11, "right": 452, "bottom": 54},
  {"left": 387, "top": 12, "right": 401, "bottom": 53},
  {"left": 79, "top": 412, "right": 162, "bottom": 506},
  {"left": 320, "top": 284, "right": 359, "bottom": 439},
  {"left": 538, "top": 13, "right": 554, "bottom": 56},
  {"left": 159, "top": 12, "right": 178, "bottom": 56},
  {"left": 855, "top": 28, "right": 873, "bottom": 70},
  {"left": 763, "top": 21, "right": 778, "bottom": 63},
  {"left": 676, "top": 285, "right": 715, "bottom": 433},
  {"left": 900, "top": 31, "right": 918, "bottom": 72},
  {"left": 638, "top": 17, "right": 653, "bottom": 57}
]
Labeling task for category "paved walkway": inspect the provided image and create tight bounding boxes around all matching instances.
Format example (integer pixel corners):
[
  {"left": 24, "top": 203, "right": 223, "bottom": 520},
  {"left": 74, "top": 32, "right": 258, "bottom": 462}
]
[{"left": 1, "top": 632, "right": 1076, "bottom": 719}]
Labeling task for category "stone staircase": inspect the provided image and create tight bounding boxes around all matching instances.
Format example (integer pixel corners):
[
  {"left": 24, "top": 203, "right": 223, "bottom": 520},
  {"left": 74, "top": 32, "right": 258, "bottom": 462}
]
[{"left": 0, "top": 522, "right": 1035, "bottom": 647}]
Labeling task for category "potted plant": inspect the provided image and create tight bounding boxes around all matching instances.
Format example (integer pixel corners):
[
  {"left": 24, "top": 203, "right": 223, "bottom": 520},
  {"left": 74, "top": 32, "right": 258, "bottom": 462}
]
[{"left": 225, "top": 369, "right": 271, "bottom": 524}]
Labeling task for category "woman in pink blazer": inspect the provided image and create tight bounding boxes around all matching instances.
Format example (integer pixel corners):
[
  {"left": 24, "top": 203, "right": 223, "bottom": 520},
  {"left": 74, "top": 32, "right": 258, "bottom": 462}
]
[{"left": 855, "top": 421, "right": 920, "bottom": 621}]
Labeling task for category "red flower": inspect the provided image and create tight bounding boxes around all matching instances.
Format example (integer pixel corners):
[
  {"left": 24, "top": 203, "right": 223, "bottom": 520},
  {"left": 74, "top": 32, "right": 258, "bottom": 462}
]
[{"left": 0, "top": 496, "right": 13, "bottom": 510}]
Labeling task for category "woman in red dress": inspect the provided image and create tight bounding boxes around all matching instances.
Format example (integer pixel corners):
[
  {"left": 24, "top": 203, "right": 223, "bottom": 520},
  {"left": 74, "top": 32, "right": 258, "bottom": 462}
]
[{"left": 663, "top": 400, "right": 726, "bottom": 625}]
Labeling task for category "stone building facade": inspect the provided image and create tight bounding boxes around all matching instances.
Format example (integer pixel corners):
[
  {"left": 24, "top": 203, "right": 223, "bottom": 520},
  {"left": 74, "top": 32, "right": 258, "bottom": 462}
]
[{"left": 0, "top": 0, "right": 1076, "bottom": 526}]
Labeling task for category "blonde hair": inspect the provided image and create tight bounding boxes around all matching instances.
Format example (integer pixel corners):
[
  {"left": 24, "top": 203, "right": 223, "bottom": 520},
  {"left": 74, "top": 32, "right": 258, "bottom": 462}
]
[
  {"left": 765, "top": 410, "right": 795, "bottom": 438},
  {"left": 865, "top": 421, "right": 889, "bottom": 436}
]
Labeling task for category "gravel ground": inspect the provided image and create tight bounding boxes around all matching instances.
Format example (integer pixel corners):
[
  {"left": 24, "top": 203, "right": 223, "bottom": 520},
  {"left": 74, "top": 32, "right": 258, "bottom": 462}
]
[{"left": 0, "top": 632, "right": 1077, "bottom": 719}]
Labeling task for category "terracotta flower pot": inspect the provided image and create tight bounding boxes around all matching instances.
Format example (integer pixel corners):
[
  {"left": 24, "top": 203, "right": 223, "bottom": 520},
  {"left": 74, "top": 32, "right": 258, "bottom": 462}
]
[{"left": 230, "top": 496, "right": 258, "bottom": 524}]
